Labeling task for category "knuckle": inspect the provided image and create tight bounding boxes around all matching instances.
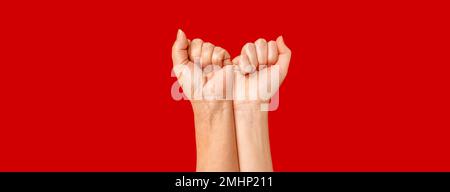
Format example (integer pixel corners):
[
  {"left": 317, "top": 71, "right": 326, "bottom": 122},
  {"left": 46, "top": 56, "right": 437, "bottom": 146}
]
[
  {"left": 245, "top": 43, "right": 255, "bottom": 50},
  {"left": 255, "top": 38, "right": 267, "bottom": 44},
  {"left": 215, "top": 46, "right": 224, "bottom": 52},
  {"left": 192, "top": 38, "right": 203, "bottom": 44},
  {"left": 203, "top": 42, "right": 214, "bottom": 48},
  {"left": 212, "top": 52, "right": 221, "bottom": 61}
]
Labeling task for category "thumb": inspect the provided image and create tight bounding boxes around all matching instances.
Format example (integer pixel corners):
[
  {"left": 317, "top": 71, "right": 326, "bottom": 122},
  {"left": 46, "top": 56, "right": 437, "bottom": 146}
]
[
  {"left": 232, "top": 56, "right": 240, "bottom": 65},
  {"left": 275, "top": 36, "right": 291, "bottom": 80},
  {"left": 172, "top": 29, "right": 190, "bottom": 66}
]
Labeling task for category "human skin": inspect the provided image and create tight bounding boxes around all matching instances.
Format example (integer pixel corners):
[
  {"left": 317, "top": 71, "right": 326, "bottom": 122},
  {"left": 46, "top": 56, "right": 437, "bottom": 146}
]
[
  {"left": 172, "top": 30, "right": 239, "bottom": 171},
  {"left": 232, "top": 37, "right": 291, "bottom": 172},
  {"left": 171, "top": 29, "right": 291, "bottom": 172}
]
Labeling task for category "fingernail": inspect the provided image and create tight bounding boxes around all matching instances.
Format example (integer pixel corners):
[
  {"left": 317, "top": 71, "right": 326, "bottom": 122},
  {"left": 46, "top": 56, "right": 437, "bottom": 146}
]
[
  {"left": 177, "top": 29, "right": 184, "bottom": 40},
  {"left": 279, "top": 35, "right": 284, "bottom": 42}
]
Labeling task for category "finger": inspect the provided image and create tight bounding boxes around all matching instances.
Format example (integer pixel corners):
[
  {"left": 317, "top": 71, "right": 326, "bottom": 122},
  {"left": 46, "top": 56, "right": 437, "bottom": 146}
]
[
  {"left": 275, "top": 36, "right": 291, "bottom": 80},
  {"left": 172, "top": 29, "right": 189, "bottom": 66},
  {"left": 224, "top": 58, "right": 233, "bottom": 66},
  {"left": 255, "top": 38, "right": 268, "bottom": 67},
  {"left": 223, "top": 50, "right": 232, "bottom": 66},
  {"left": 242, "top": 43, "right": 258, "bottom": 71},
  {"left": 201, "top": 42, "right": 214, "bottom": 68},
  {"left": 212, "top": 47, "right": 226, "bottom": 67},
  {"left": 232, "top": 56, "right": 240, "bottom": 65},
  {"left": 238, "top": 53, "right": 254, "bottom": 75},
  {"left": 267, "top": 40, "right": 278, "bottom": 66},
  {"left": 188, "top": 38, "right": 203, "bottom": 62},
  {"left": 231, "top": 56, "right": 240, "bottom": 72}
]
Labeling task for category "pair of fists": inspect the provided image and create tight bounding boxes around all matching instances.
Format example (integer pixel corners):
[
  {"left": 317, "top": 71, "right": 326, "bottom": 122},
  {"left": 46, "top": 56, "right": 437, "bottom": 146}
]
[{"left": 172, "top": 29, "right": 291, "bottom": 102}]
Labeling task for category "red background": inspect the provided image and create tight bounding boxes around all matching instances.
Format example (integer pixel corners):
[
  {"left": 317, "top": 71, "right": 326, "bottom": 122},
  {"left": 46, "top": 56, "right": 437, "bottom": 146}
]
[{"left": 1, "top": 0, "right": 449, "bottom": 171}]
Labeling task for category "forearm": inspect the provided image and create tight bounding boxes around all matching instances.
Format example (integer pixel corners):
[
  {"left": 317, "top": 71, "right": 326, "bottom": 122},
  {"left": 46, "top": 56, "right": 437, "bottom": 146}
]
[
  {"left": 234, "top": 102, "right": 273, "bottom": 172},
  {"left": 192, "top": 101, "right": 240, "bottom": 172}
]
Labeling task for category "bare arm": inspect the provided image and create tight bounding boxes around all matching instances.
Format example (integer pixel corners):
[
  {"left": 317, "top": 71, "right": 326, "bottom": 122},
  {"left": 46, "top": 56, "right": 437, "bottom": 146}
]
[
  {"left": 234, "top": 102, "right": 272, "bottom": 172},
  {"left": 172, "top": 30, "right": 240, "bottom": 172},
  {"left": 193, "top": 101, "right": 240, "bottom": 172},
  {"left": 232, "top": 36, "right": 291, "bottom": 172}
]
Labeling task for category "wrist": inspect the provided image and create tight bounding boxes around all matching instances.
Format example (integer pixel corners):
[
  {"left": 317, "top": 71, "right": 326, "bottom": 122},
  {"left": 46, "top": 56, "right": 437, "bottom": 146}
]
[
  {"left": 233, "top": 100, "right": 269, "bottom": 140},
  {"left": 191, "top": 100, "right": 239, "bottom": 172},
  {"left": 192, "top": 100, "right": 233, "bottom": 115},
  {"left": 233, "top": 100, "right": 269, "bottom": 113},
  {"left": 192, "top": 100, "right": 234, "bottom": 134},
  {"left": 233, "top": 101, "right": 272, "bottom": 172}
]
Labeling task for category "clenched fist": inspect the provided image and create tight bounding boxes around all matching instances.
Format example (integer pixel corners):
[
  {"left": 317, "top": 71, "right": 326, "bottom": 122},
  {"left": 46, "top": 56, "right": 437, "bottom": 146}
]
[
  {"left": 172, "top": 30, "right": 234, "bottom": 102},
  {"left": 233, "top": 37, "right": 291, "bottom": 104},
  {"left": 231, "top": 37, "right": 291, "bottom": 171},
  {"left": 171, "top": 30, "right": 292, "bottom": 172},
  {"left": 172, "top": 30, "right": 239, "bottom": 172}
]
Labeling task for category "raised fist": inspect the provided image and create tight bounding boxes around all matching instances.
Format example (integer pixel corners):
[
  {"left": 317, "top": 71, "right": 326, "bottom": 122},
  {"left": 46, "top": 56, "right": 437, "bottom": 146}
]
[
  {"left": 233, "top": 36, "right": 291, "bottom": 103},
  {"left": 172, "top": 30, "right": 234, "bottom": 101}
]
